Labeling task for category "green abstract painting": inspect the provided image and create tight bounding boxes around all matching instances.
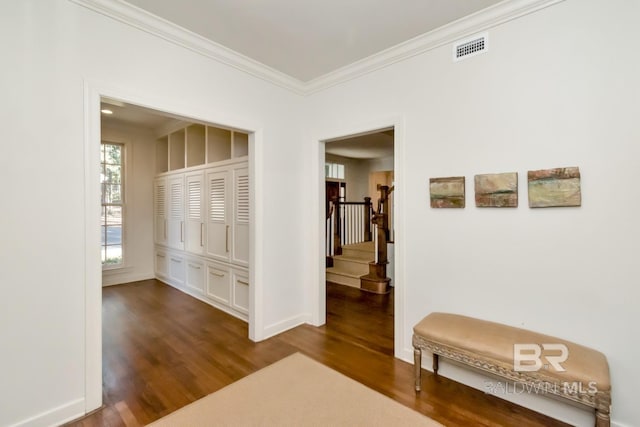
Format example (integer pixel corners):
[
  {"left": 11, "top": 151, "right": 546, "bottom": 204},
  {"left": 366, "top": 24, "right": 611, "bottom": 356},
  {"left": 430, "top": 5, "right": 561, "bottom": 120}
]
[
  {"left": 475, "top": 172, "right": 518, "bottom": 207},
  {"left": 430, "top": 177, "right": 465, "bottom": 208},
  {"left": 528, "top": 167, "right": 581, "bottom": 208}
]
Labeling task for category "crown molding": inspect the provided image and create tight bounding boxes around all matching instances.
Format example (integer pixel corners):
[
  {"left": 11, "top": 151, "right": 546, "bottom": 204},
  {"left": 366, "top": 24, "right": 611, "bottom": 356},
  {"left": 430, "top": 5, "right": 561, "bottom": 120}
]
[
  {"left": 69, "top": 0, "right": 307, "bottom": 95},
  {"left": 70, "top": 0, "right": 565, "bottom": 97},
  {"left": 304, "top": 0, "right": 566, "bottom": 94}
]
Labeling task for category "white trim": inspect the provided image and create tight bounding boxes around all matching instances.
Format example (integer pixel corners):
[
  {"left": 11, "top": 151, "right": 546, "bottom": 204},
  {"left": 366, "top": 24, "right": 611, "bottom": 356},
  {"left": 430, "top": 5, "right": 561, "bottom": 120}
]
[
  {"left": 156, "top": 276, "right": 249, "bottom": 322},
  {"left": 100, "top": 139, "right": 128, "bottom": 271},
  {"left": 83, "top": 82, "right": 103, "bottom": 414},
  {"left": 391, "top": 116, "right": 406, "bottom": 360},
  {"left": 82, "top": 79, "right": 264, "bottom": 416},
  {"left": 305, "top": 0, "right": 565, "bottom": 94},
  {"left": 248, "top": 131, "right": 265, "bottom": 341},
  {"left": 8, "top": 398, "right": 85, "bottom": 427},
  {"left": 69, "top": 0, "right": 305, "bottom": 95},
  {"left": 310, "top": 115, "right": 406, "bottom": 359},
  {"left": 70, "top": 0, "right": 564, "bottom": 95},
  {"left": 262, "top": 314, "right": 311, "bottom": 340},
  {"left": 101, "top": 271, "right": 155, "bottom": 287}
]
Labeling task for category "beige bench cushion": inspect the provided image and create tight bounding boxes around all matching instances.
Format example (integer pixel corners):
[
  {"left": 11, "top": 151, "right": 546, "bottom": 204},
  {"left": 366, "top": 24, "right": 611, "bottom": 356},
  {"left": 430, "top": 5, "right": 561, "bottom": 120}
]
[{"left": 414, "top": 312, "right": 610, "bottom": 391}]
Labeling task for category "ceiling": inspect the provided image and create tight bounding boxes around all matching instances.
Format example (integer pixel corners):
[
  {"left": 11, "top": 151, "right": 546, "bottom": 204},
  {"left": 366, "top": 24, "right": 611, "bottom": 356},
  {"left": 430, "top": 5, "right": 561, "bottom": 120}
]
[
  {"left": 124, "top": 0, "right": 503, "bottom": 82},
  {"left": 103, "top": 1, "right": 504, "bottom": 157},
  {"left": 326, "top": 130, "right": 394, "bottom": 160},
  {"left": 101, "top": 98, "right": 173, "bottom": 130}
]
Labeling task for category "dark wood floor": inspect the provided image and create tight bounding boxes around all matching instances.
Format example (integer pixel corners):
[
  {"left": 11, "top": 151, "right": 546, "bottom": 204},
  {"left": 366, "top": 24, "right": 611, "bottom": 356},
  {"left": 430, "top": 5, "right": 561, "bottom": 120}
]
[{"left": 67, "top": 279, "right": 569, "bottom": 426}]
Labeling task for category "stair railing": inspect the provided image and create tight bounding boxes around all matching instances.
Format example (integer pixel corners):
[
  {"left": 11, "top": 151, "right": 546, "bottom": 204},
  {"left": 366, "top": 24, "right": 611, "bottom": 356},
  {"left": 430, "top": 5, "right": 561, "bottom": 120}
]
[
  {"left": 372, "top": 185, "right": 393, "bottom": 267},
  {"left": 326, "top": 197, "right": 372, "bottom": 256},
  {"left": 359, "top": 184, "right": 394, "bottom": 294}
]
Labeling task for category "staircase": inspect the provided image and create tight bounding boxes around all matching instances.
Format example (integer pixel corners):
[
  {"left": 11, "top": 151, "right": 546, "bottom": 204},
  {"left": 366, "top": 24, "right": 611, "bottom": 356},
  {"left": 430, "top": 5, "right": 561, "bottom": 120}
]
[{"left": 326, "top": 241, "right": 374, "bottom": 288}]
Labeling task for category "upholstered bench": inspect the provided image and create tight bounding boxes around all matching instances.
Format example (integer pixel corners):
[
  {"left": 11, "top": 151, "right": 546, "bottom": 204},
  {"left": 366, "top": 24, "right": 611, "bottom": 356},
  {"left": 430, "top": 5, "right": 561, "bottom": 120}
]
[{"left": 412, "top": 312, "right": 611, "bottom": 427}]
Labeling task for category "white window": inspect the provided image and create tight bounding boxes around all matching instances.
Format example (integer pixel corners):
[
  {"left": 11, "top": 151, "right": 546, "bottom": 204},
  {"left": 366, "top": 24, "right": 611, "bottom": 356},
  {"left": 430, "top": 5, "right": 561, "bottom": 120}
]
[
  {"left": 325, "top": 162, "right": 345, "bottom": 180},
  {"left": 101, "top": 142, "right": 124, "bottom": 267}
]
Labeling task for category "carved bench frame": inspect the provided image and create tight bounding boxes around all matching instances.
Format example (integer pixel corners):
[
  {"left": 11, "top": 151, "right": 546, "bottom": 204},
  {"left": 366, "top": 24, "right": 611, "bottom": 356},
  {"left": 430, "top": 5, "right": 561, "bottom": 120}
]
[{"left": 412, "top": 334, "right": 611, "bottom": 427}]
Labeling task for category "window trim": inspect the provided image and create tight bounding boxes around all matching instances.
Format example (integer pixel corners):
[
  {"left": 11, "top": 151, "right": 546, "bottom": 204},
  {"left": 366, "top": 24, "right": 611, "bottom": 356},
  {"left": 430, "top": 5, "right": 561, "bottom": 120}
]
[
  {"left": 325, "top": 161, "right": 345, "bottom": 180},
  {"left": 101, "top": 140, "right": 127, "bottom": 270}
]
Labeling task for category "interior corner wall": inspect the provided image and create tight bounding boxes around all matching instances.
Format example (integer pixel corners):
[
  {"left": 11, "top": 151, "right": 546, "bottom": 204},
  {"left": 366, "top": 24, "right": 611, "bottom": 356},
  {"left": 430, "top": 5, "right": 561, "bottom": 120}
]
[
  {"left": 0, "top": 1, "right": 306, "bottom": 426},
  {"left": 101, "top": 121, "right": 156, "bottom": 286},
  {"left": 304, "top": 0, "right": 639, "bottom": 425},
  {"left": 325, "top": 153, "right": 369, "bottom": 201}
]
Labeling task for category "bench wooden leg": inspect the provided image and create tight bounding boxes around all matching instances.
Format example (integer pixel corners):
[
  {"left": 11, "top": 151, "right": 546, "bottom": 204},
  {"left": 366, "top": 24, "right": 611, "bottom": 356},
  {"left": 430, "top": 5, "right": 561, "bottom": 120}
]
[
  {"left": 433, "top": 353, "right": 439, "bottom": 375},
  {"left": 595, "top": 409, "right": 610, "bottom": 427},
  {"left": 413, "top": 347, "right": 422, "bottom": 392}
]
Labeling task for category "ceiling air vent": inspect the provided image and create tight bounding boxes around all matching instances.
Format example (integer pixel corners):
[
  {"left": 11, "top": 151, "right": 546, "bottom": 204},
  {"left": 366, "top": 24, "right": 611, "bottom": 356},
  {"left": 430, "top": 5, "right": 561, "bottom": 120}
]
[{"left": 453, "top": 33, "right": 488, "bottom": 62}]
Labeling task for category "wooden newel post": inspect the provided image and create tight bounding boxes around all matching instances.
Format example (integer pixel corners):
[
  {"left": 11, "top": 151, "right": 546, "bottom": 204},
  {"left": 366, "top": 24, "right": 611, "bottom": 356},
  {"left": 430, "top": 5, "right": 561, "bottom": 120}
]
[
  {"left": 333, "top": 199, "right": 342, "bottom": 255},
  {"left": 364, "top": 197, "right": 372, "bottom": 242},
  {"left": 359, "top": 185, "right": 392, "bottom": 294},
  {"left": 378, "top": 185, "right": 390, "bottom": 241},
  {"left": 374, "top": 212, "right": 388, "bottom": 265}
]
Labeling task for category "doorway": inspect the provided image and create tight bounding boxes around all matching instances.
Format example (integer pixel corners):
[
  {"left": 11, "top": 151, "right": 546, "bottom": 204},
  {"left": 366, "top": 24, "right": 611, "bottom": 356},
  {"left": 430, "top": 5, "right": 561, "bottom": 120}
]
[
  {"left": 323, "top": 127, "right": 396, "bottom": 352},
  {"left": 83, "top": 83, "right": 262, "bottom": 414}
]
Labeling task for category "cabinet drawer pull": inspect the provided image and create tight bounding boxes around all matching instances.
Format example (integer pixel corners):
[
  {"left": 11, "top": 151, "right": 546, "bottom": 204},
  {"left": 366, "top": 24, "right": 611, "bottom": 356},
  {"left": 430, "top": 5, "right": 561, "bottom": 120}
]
[
  {"left": 170, "top": 258, "right": 182, "bottom": 262},
  {"left": 237, "top": 280, "right": 249, "bottom": 286},
  {"left": 210, "top": 271, "right": 225, "bottom": 278},
  {"left": 225, "top": 225, "right": 230, "bottom": 252},
  {"left": 200, "top": 223, "right": 204, "bottom": 247},
  {"left": 180, "top": 221, "right": 184, "bottom": 242},
  {"left": 157, "top": 253, "right": 166, "bottom": 258},
  {"left": 188, "top": 264, "right": 201, "bottom": 269}
]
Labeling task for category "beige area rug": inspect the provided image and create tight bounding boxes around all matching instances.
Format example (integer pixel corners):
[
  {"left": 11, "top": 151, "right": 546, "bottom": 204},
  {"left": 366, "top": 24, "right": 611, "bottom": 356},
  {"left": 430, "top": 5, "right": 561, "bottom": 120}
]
[{"left": 148, "top": 352, "right": 441, "bottom": 426}]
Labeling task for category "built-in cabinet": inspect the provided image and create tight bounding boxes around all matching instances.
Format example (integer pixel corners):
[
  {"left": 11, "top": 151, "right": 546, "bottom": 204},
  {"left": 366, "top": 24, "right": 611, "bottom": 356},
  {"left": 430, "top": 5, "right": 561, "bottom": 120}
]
[
  {"left": 167, "top": 175, "right": 185, "bottom": 250},
  {"left": 156, "top": 124, "right": 249, "bottom": 173},
  {"left": 154, "top": 124, "right": 250, "bottom": 322},
  {"left": 185, "top": 171, "right": 205, "bottom": 255}
]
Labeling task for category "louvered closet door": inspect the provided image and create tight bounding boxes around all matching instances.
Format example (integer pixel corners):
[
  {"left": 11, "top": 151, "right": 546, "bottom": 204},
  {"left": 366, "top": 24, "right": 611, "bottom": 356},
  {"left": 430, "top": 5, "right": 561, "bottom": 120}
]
[
  {"left": 153, "top": 177, "right": 167, "bottom": 244},
  {"left": 232, "top": 166, "right": 249, "bottom": 266},
  {"left": 185, "top": 172, "right": 205, "bottom": 255},
  {"left": 206, "top": 169, "right": 229, "bottom": 261},
  {"left": 167, "top": 175, "right": 185, "bottom": 250}
]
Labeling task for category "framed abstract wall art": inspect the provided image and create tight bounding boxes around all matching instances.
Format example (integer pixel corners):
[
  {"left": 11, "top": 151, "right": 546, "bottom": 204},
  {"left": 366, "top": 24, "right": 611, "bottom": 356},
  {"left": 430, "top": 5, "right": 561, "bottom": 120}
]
[
  {"left": 430, "top": 176, "right": 465, "bottom": 208},
  {"left": 528, "top": 167, "right": 581, "bottom": 208},
  {"left": 474, "top": 172, "right": 518, "bottom": 207}
]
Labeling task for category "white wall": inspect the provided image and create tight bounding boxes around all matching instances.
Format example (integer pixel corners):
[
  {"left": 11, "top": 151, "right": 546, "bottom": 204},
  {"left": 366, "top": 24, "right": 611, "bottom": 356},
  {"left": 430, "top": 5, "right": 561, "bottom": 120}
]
[
  {"left": 305, "top": 0, "right": 639, "bottom": 425},
  {"left": 101, "top": 121, "right": 156, "bottom": 286},
  {"left": 0, "top": 1, "right": 306, "bottom": 425},
  {"left": 325, "top": 153, "right": 368, "bottom": 201}
]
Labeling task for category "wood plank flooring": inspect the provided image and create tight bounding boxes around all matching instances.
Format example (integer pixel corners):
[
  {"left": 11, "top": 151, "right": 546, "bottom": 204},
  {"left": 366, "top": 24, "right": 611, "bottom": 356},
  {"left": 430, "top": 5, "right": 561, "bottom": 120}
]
[{"left": 67, "top": 279, "right": 569, "bottom": 426}]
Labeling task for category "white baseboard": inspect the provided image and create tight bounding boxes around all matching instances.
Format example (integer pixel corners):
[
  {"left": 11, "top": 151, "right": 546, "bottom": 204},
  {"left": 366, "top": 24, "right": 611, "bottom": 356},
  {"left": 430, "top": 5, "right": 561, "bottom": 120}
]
[
  {"left": 401, "top": 347, "right": 601, "bottom": 427},
  {"left": 102, "top": 270, "right": 154, "bottom": 286},
  {"left": 262, "top": 313, "right": 311, "bottom": 340},
  {"left": 157, "top": 274, "right": 308, "bottom": 340},
  {"left": 8, "top": 398, "right": 84, "bottom": 427},
  {"left": 155, "top": 277, "right": 249, "bottom": 322}
]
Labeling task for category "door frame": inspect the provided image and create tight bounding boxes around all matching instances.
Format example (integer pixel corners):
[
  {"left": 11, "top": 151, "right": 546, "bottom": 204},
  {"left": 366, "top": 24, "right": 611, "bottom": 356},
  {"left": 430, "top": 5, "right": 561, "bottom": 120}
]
[
  {"left": 82, "top": 80, "right": 264, "bottom": 413},
  {"left": 309, "top": 115, "right": 406, "bottom": 359}
]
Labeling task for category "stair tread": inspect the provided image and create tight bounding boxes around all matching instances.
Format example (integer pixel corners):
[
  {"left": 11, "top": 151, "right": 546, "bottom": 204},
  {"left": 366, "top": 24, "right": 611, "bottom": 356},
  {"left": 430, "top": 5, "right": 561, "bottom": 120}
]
[
  {"left": 326, "top": 268, "right": 365, "bottom": 279},
  {"left": 342, "top": 241, "right": 375, "bottom": 251},
  {"left": 332, "top": 255, "right": 373, "bottom": 264}
]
